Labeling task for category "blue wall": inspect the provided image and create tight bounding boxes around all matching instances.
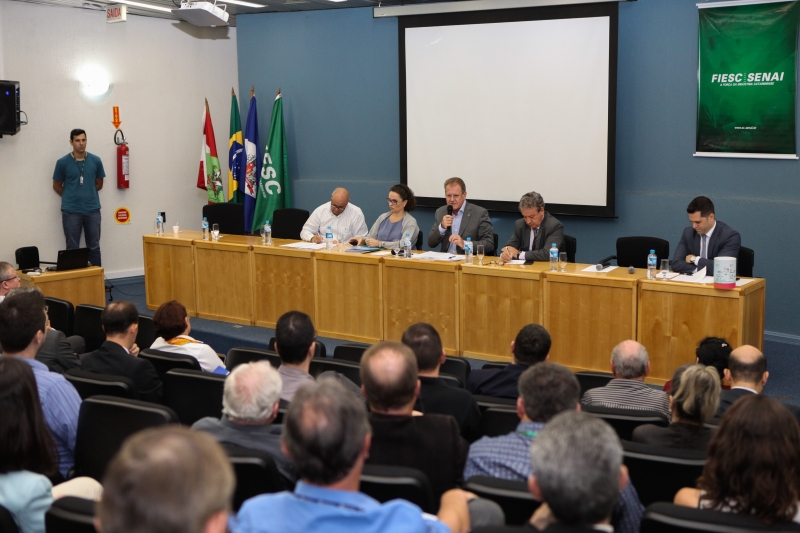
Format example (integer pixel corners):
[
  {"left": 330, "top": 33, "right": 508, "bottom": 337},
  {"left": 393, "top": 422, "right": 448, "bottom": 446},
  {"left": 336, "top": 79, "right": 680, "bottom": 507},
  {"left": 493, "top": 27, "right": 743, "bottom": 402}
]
[{"left": 238, "top": 0, "right": 800, "bottom": 337}]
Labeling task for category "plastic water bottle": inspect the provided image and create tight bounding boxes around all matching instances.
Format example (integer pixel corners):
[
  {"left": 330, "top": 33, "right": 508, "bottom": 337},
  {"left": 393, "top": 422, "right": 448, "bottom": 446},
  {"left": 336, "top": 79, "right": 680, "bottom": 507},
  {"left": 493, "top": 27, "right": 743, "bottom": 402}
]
[
  {"left": 263, "top": 220, "right": 272, "bottom": 246},
  {"left": 647, "top": 249, "right": 657, "bottom": 280},
  {"left": 325, "top": 226, "right": 334, "bottom": 251},
  {"left": 155, "top": 214, "right": 164, "bottom": 236},
  {"left": 403, "top": 232, "right": 412, "bottom": 258},
  {"left": 549, "top": 243, "right": 559, "bottom": 271},
  {"left": 202, "top": 217, "right": 210, "bottom": 241},
  {"left": 464, "top": 238, "right": 474, "bottom": 264}
]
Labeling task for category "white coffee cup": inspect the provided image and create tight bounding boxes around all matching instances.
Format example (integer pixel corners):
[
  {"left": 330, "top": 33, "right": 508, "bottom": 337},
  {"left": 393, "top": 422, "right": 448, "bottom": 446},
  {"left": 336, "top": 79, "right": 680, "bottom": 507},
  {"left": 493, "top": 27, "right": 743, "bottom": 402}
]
[{"left": 172, "top": 225, "right": 180, "bottom": 234}]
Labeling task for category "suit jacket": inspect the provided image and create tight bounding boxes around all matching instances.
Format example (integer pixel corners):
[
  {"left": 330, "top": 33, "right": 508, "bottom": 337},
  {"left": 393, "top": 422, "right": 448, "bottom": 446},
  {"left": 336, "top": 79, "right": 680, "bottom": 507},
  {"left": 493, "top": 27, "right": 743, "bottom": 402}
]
[
  {"left": 428, "top": 202, "right": 494, "bottom": 254},
  {"left": 671, "top": 220, "right": 741, "bottom": 274},
  {"left": 466, "top": 364, "right": 528, "bottom": 399},
  {"left": 715, "top": 388, "right": 800, "bottom": 424},
  {"left": 82, "top": 340, "right": 163, "bottom": 402},
  {"left": 505, "top": 212, "right": 564, "bottom": 262},
  {"left": 415, "top": 376, "right": 482, "bottom": 442},
  {"left": 36, "top": 329, "right": 81, "bottom": 374}
]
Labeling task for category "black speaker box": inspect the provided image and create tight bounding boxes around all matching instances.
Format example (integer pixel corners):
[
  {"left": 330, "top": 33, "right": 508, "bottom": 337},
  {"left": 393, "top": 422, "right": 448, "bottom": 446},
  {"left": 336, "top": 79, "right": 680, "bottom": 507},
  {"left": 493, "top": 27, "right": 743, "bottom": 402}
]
[{"left": 0, "top": 81, "right": 20, "bottom": 136}]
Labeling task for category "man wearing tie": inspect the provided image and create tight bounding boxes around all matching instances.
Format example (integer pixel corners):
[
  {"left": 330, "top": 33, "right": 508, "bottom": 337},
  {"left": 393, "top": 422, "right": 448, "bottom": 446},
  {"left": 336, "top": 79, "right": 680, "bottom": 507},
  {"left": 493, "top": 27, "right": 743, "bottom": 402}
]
[
  {"left": 501, "top": 192, "right": 563, "bottom": 262},
  {"left": 671, "top": 196, "right": 740, "bottom": 274},
  {"left": 428, "top": 178, "right": 494, "bottom": 254}
]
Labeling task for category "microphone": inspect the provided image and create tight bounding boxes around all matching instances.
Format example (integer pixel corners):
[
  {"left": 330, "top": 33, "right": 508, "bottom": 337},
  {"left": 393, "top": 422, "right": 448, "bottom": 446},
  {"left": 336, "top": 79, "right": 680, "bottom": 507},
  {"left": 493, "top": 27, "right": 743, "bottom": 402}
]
[
  {"left": 628, "top": 266, "right": 635, "bottom": 274},
  {"left": 596, "top": 261, "right": 611, "bottom": 271},
  {"left": 446, "top": 205, "right": 453, "bottom": 216}
]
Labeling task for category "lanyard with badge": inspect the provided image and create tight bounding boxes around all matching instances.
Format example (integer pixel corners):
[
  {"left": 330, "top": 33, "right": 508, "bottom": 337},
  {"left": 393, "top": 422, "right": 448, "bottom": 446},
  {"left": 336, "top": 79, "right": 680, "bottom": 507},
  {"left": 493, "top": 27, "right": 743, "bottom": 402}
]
[{"left": 71, "top": 154, "right": 86, "bottom": 185}]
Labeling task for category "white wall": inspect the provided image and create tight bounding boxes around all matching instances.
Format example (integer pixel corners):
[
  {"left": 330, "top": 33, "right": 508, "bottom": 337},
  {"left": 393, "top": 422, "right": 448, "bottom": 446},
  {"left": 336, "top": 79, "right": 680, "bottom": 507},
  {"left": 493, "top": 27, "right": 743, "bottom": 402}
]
[{"left": 0, "top": 0, "right": 237, "bottom": 277}]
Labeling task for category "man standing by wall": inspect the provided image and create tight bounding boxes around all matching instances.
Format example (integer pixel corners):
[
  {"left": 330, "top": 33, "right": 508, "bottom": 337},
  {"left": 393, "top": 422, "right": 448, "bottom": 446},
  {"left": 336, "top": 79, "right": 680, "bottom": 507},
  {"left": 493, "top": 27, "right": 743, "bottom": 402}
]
[{"left": 52, "top": 129, "right": 105, "bottom": 267}]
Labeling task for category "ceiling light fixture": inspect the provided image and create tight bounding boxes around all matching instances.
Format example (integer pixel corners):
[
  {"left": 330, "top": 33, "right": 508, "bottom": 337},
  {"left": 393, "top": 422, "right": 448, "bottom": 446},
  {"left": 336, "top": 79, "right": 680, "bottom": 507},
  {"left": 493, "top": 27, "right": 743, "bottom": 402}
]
[
  {"left": 225, "top": 0, "right": 267, "bottom": 7},
  {"left": 117, "top": 0, "right": 173, "bottom": 13}
]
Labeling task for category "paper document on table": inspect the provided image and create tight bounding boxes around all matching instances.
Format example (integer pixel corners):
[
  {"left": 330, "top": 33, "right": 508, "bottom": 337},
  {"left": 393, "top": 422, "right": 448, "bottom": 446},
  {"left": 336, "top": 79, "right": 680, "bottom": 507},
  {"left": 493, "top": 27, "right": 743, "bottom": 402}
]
[
  {"left": 673, "top": 267, "right": 707, "bottom": 283},
  {"left": 345, "top": 246, "right": 381, "bottom": 254},
  {"left": 412, "top": 251, "right": 461, "bottom": 261},
  {"left": 736, "top": 278, "right": 755, "bottom": 286},
  {"left": 506, "top": 260, "right": 526, "bottom": 265},
  {"left": 581, "top": 265, "right": 619, "bottom": 273},
  {"left": 281, "top": 242, "right": 326, "bottom": 250},
  {"left": 655, "top": 272, "right": 681, "bottom": 280}
]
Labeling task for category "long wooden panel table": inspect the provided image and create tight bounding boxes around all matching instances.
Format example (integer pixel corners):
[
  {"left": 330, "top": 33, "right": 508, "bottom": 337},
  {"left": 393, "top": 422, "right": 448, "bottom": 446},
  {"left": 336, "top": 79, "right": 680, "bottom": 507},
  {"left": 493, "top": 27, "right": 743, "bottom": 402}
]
[
  {"left": 252, "top": 239, "right": 316, "bottom": 328},
  {"left": 143, "top": 231, "right": 199, "bottom": 314},
  {"left": 194, "top": 235, "right": 255, "bottom": 325},
  {"left": 20, "top": 266, "right": 106, "bottom": 307}
]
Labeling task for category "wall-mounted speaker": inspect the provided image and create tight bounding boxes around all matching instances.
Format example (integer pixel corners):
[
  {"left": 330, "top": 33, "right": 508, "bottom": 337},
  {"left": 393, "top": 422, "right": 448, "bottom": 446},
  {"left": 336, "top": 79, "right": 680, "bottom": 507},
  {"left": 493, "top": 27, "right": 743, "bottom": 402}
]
[{"left": 0, "top": 81, "right": 20, "bottom": 136}]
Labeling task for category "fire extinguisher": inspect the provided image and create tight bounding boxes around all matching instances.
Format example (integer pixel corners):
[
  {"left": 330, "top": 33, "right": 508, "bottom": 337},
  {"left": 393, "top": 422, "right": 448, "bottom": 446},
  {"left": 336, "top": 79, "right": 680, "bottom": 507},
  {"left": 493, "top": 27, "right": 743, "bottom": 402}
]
[{"left": 114, "top": 129, "right": 130, "bottom": 189}]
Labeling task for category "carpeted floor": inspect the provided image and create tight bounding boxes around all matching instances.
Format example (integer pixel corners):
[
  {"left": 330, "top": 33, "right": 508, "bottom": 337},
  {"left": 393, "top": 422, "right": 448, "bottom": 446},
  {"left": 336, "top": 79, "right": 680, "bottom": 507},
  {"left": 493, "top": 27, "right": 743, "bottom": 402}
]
[{"left": 108, "top": 276, "right": 800, "bottom": 405}]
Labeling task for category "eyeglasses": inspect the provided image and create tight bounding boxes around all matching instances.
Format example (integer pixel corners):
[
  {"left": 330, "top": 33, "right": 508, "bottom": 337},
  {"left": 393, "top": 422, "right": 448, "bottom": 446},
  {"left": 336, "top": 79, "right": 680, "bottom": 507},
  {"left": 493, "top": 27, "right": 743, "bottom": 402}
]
[
  {"left": 489, "top": 260, "right": 506, "bottom": 267},
  {"left": 0, "top": 275, "right": 19, "bottom": 283},
  {"left": 446, "top": 193, "right": 464, "bottom": 200},
  {"left": 330, "top": 202, "right": 347, "bottom": 211},
  {"left": 386, "top": 198, "right": 400, "bottom": 206}
]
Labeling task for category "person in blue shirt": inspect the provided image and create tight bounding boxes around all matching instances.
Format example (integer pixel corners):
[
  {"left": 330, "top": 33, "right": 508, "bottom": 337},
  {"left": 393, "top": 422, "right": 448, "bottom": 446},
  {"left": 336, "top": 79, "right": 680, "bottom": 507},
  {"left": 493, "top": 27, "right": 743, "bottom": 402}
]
[{"left": 52, "top": 129, "right": 105, "bottom": 267}]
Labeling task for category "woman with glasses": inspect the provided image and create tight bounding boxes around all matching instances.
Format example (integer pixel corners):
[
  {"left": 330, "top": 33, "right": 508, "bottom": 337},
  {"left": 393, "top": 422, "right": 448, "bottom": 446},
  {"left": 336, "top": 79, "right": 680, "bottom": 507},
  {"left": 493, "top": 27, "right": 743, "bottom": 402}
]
[{"left": 350, "top": 184, "right": 419, "bottom": 250}]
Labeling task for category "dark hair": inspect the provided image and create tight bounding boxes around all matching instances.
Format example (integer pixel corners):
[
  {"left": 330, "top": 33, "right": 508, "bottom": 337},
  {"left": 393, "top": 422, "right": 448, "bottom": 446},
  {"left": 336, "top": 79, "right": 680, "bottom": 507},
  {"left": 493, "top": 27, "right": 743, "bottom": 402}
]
[
  {"left": 0, "top": 358, "right": 57, "bottom": 476},
  {"left": 70, "top": 128, "right": 86, "bottom": 141},
  {"left": 687, "top": 196, "right": 715, "bottom": 217},
  {"left": 283, "top": 379, "right": 371, "bottom": 485},
  {"left": 401, "top": 323, "right": 442, "bottom": 372},
  {"left": 519, "top": 363, "right": 580, "bottom": 422},
  {"left": 153, "top": 301, "right": 188, "bottom": 341},
  {"left": 444, "top": 177, "right": 466, "bottom": 194},
  {"left": 0, "top": 291, "right": 46, "bottom": 353},
  {"left": 389, "top": 184, "right": 416, "bottom": 212},
  {"left": 514, "top": 324, "right": 551, "bottom": 366},
  {"left": 360, "top": 341, "right": 418, "bottom": 411},
  {"left": 101, "top": 301, "right": 139, "bottom": 336},
  {"left": 696, "top": 337, "right": 731, "bottom": 381},
  {"left": 728, "top": 350, "right": 767, "bottom": 383},
  {"left": 699, "top": 395, "right": 800, "bottom": 524},
  {"left": 275, "top": 311, "right": 315, "bottom": 365}
]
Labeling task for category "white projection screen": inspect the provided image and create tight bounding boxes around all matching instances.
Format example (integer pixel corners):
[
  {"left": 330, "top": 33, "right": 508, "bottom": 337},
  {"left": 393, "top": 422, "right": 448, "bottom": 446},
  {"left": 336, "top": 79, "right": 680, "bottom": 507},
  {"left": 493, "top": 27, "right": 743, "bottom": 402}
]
[{"left": 399, "top": 3, "right": 618, "bottom": 217}]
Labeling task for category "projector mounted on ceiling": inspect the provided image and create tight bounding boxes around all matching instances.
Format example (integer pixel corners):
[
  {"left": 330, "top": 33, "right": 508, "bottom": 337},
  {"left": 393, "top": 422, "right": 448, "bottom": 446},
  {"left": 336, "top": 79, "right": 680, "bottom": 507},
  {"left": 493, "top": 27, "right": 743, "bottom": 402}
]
[{"left": 172, "top": 0, "right": 229, "bottom": 26}]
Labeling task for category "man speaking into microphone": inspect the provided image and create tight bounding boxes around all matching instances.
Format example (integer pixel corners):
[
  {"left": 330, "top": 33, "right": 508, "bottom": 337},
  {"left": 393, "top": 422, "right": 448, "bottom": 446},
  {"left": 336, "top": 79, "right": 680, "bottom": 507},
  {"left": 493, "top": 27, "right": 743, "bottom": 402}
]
[{"left": 428, "top": 178, "right": 494, "bottom": 255}]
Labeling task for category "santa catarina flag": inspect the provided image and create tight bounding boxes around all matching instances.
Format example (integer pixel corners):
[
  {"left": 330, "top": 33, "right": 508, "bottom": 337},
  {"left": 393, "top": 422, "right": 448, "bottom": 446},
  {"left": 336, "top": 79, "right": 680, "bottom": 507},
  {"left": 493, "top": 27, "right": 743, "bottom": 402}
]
[
  {"left": 197, "top": 99, "right": 225, "bottom": 204},
  {"left": 242, "top": 90, "right": 261, "bottom": 233},
  {"left": 252, "top": 90, "right": 292, "bottom": 233}
]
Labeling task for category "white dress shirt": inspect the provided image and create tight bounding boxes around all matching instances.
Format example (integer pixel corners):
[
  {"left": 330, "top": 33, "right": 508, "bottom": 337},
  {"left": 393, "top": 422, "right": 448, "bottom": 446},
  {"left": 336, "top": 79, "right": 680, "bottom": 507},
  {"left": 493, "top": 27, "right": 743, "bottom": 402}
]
[
  {"left": 300, "top": 202, "right": 369, "bottom": 243},
  {"left": 692, "top": 221, "right": 717, "bottom": 267}
]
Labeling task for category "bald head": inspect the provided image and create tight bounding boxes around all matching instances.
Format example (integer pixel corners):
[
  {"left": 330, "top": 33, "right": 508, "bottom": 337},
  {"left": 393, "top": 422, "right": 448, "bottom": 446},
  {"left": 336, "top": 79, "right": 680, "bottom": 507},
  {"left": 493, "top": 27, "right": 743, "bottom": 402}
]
[
  {"left": 610, "top": 340, "right": 649, "bottom": 380},
  {"left": 727, "top": 345, "right": 767, "bottom": 388},
  {"left": 360, "top": 341, "right": 419, "bottom": 412},
  {"left": 330, "top": 188, "right": 350, "bottom": 215}
]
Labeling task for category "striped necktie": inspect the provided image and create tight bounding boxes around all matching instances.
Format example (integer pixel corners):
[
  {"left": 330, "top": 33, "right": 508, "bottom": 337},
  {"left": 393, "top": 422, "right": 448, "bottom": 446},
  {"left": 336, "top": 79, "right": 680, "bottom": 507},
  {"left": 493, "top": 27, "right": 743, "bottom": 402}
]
[{"left": 700, "top": 234, "right": 707, "bottom": 259}]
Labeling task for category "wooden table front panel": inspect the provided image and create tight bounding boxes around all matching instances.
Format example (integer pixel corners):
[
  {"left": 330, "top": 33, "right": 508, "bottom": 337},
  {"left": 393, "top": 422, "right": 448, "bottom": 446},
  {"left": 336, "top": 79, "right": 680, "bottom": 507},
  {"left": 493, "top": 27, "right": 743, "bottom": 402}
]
[
  {"left": 194, "top": 237, "right": 255, "bottom": 325},
  {"left": 383, "top": 258, "right": 460, "bottom": 354},
  {"left": 143, "top": 232, "right": 199, "bottom": 314},
  {"left": 315, "top": 252, "right": 383, "bottom": 344},
  {"left": 460, "top": 264, "right": 542, "bottom": 361},
  {"left": 253, "top": 241, "right": 315, "bottom": 328},
  {"left": 21, "top": 267, "right": 106, "bottom": 307}
]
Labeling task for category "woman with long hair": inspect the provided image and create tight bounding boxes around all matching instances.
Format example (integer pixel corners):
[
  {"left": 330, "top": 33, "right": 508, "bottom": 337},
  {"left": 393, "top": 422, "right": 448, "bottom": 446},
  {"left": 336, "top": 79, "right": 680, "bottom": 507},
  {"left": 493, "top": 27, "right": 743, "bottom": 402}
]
[{"left": 350, "top": 184, "right": 419, "bottom": 251}]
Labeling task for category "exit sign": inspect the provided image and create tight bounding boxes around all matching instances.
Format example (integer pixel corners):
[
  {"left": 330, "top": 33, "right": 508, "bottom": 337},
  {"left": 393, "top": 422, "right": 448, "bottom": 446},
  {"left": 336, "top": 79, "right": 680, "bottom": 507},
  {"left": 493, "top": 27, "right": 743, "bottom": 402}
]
[{"left": 107, "top": 4, "right": 127, "bottom": 23}]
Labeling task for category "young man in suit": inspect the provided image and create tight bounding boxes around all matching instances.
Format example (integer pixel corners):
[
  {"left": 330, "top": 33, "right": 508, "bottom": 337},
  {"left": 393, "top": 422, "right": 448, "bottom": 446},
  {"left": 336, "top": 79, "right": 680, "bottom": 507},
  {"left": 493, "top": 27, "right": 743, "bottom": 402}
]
[
  {"left": 500, "top": 191, "right": 564, "bottom": 263},
  {"left": 428, "top": 178, "right": 494, "bottom": 255},
  {"left": 671, "top": 196, "right": 741, "bottom": 274}
]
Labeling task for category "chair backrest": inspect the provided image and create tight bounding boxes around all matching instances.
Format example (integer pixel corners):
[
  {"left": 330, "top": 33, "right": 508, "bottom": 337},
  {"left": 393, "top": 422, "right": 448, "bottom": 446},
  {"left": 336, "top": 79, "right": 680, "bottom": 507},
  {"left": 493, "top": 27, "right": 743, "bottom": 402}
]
[
  {"left": 574, "top": 371, "right": 614, "bottom": 397},
  {"left": 360, "top": 464, "right": 437, "bottom": 514},
  {"left": 202, "top": 203, "right": 246, "bottom": 235},
  {"left": 74, "top": 304, "right": 106, "bottom": 353},
  {"left": 136, "top": 314, "right": 156, "bottom": 350},
  {"left": 616, "top": 236, "right": 670, "bottom": 269},
  {"left": 622, "top": 441, "right": 706, "bottom": 507},
  {"left": 481, "top": 362, "right": 509, "bottom": 371},
  {"left": 560, "top": 234, "right": 577, "bottom": 263},
  {"left": 441, "top": 356, "right": 471, "bottom": 387},
  {"left": 582, "top": 405, "right": 669, "bottom": 441},
  {"left": 492, "top": 233, "right": 499, "bottom": 256},
  {"left": 224, "top": 444, "right": 288, "bottom": 512},
  {"left": 479, "top": 407, "right": 520, "bottom": 438},
  {"left": 640, "top": 502, "right": 800, "bottom": 533},
  {"left": 140, "top": 349, "right": 201, "bottom": 379},
  {"left": 163, "top": 369, "right": 226, "bottom": 426},
  {"left": 416, "top": 230, "right": 423, "bottom": 250},
  {"left": 269, "top": 336, "right": 326, "bottom": 358},
  {"left": 226, "top": 347, "right": 281, "bottom": 371},
  {"left": 473, "top": 395, "right": 517, "bottom": 413},
  {"left": 309, "top": 357, "right": 361, "bottom": 386},
  {"left": 438, "top": 372, "right": 463, "bottom": 388},
  {"left": 44, "top": 497, "right": 97, "bottom": 533},
  {"left": 463, "top": 476, "right": 541, "bottom": 526},
  {"left": 65, "top": 369, "right": 139, "bottom": 401},
  {"left": 737, "top": 246, "right": 755, "bottom": 278},
  {"left": 45, "top": 296, "right": 75, "bottom": 337},
  {"left": 74, "top": 396, "right": 178, "bottom": 481},
  {"left": 271, "top": 208, "right": 310, "bottom": 240},
  {"left": 15, "top": 246, "right": 41, "bottom": 270},
  {"left": 333, "top": 343, "right": 369, "bottom": 363},
  {"left": 0, "top": 503, "right": 20, "bottom": 533}
]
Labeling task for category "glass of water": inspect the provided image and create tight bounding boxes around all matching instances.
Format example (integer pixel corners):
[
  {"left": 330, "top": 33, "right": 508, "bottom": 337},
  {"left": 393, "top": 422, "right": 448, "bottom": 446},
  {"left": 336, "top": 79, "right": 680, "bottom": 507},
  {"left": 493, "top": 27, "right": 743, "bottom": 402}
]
[
  {"left": 660, "top": 259, "right": 670, "bottom": 279},
  {"left": 476, "top": 244, "right": 485, "bottom": 265},
  {"left": 212, "top": 223, "right": 220, "bottom": 241},
  {"left": 559, "top": 252, "right": 568, "bottom": 271}
]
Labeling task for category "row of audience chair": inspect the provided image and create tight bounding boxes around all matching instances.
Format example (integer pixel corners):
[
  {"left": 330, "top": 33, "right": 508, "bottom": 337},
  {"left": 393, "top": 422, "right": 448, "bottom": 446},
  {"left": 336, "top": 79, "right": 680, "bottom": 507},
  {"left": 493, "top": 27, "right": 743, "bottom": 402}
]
[{"left": 46, "top": 300, "right": 156, "bottom": 353}]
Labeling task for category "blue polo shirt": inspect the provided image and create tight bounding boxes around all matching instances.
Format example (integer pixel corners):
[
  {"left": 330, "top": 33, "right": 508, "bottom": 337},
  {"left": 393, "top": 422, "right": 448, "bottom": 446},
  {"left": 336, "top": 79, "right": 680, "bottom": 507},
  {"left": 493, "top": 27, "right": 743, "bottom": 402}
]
[{"left": 52, "top": 153, "right": 105, "bottom": 213}]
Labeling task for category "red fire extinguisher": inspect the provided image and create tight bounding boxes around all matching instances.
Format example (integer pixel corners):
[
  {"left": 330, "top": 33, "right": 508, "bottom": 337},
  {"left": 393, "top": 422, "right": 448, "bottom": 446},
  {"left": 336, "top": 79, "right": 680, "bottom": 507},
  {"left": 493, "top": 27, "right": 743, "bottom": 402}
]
[{"left": 114, "top": 129, "right": 130, "bottom": 189}]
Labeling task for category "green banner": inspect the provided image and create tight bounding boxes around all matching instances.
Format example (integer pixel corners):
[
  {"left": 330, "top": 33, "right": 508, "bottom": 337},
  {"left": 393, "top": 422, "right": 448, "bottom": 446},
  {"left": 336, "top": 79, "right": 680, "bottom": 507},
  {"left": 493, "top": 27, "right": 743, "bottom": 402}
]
[
  {"left": 697, "top": 0, "right": 800, "bottom": 156},
  {"left": 252, "top": 92, "right": 292, "bottom": 233}
]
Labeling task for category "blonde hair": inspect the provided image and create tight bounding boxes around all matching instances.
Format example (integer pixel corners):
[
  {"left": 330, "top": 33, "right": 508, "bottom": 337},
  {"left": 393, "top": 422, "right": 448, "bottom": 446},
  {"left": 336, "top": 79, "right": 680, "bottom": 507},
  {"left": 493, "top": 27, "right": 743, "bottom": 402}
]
[{"left": 672, "top": 364, "right": 720, "bottom": 424}]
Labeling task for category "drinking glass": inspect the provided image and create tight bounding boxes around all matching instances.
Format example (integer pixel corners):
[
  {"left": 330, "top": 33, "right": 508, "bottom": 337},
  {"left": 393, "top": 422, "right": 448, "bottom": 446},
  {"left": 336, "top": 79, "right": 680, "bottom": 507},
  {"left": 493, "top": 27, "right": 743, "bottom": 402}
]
[
  {"left": 660, "top": 259, "right": 670, "bottom": 279},
  {"left": 559, "top": 252, "right": 568, "bottom": 272},
  {"left": 211, "top": 223, "right": 220, "bottom": 241},
  {"left": 476, "top": 244, "right": 485, "bottom": 265}
]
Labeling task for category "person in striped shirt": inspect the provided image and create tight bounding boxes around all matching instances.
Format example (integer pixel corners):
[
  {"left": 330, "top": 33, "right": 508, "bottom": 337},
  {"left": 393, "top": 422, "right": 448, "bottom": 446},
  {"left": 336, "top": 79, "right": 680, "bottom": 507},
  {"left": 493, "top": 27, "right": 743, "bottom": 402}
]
[{"left": 300, "top": 188, "right": 368, "bottom": 244}]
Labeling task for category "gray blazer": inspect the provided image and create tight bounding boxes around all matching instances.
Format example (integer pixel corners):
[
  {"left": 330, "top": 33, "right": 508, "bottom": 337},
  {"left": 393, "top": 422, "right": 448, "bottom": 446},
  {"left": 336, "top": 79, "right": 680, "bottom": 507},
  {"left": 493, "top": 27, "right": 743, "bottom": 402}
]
[
  {"left": 367, "top": 212, "right": 419, "bottom": 250},
  {"left": 36, "top": 329, "right": 82, "bottom": 374},
  {"left": 428, "top": 202, "right": 494, "bottom": 254},
  {"left": 505, "top": 212, "right": 564, "bottom": 262}
]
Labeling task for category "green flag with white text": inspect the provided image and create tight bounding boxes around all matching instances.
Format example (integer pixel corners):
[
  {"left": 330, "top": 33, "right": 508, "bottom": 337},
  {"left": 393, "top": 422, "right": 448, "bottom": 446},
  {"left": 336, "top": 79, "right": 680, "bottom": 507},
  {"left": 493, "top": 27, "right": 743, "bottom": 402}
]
[
  {"left": 696, "top": 0, "right": 800, "bottom": 157},
  {"left": 252, "top": 91, "right": 291, "bottom": 233}
]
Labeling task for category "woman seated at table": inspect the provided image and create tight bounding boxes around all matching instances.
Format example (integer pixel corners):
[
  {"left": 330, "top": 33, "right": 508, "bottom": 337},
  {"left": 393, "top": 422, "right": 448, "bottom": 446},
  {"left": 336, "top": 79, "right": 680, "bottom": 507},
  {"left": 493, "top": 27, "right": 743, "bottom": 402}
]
[
  {"left": 150, "top": 300, "right": 226, "bottom": 373},
  {"left": 632, "top": 364, "right": 719, "bottom": 451},
  {"left": 674, "top": 394, "right": 800, "bottom": 524},
  {"left": 349, "top": 184, "right": 419, "bottom": 250}
]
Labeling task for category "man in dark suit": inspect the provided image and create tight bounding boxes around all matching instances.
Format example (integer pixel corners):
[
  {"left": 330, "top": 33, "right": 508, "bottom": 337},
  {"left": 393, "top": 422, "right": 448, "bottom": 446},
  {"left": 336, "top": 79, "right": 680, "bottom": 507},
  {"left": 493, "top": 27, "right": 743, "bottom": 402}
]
[
  {"left": 82, "top": 300, "right": 162, "bottom": 402},
  {"left": 500, "top": 191, "right": 564, "bottom": 262},
  {"left": 671, "top": 196, "right": 741, "bottom": 274},
  {"left": 428, "top": 177, "right": 494, "bottom": 255}
]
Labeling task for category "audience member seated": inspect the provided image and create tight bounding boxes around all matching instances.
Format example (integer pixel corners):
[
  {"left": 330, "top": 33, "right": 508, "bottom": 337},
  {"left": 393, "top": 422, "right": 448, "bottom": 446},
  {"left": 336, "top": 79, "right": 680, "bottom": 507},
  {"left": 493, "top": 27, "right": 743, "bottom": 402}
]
[
  {"left": 464, "top": 363, "right": 644, "bottom": 533},
  {"left": 466, "top": 324, "right": 551, "bottom": 399},
  {"left": 0, "top": 260, "right": 21, "bottom": 303},
  {"left": 361, "top": 341, "right": 469, "bottom": 501},
  {"left": 582, "top": 340, "right": 671, "bottom": 420},
  {"left": 402, "top": 322, "right": 481, "bottom": 441},
  {"left": 527, "top": 411, "right": 630, "bottom": 532},
  {"left": 192, "top": 361, "right": 295, "bottom": 485},
  {"left": 664, "top": 336, "right": 731, "bottom": 393},
  {"left": 633, "top": 364, "right": 719, "bottom": 451},
  {"left": 150, "top": 300, "right": 226, "bottom": 373},
  {"left": 230, "top": 379, "right": 483, "bottom": 533},
  {"left": 0, "top": 290, "right": 81, "bottom": 479},
  {"left": 98, "top": 426, "right": 234, "bottom": 533},
  {"left": 675, "top": 394, "right": 800, "bottom": 525},
  {"left": 274, "top": 311, "right": 316, "bottom": 403},
  {"left": 0, "top": 357, "right": 102, "bottom": 533},
  {"left": 82, "top": 301, "right": 162, "bottom": 403}
]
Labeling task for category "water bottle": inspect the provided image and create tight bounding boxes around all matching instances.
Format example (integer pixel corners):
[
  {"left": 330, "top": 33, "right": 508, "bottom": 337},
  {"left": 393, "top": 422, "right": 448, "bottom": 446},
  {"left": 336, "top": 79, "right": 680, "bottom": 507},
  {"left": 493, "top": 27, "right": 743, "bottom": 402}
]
[
  {"left": 464, "top": 238, "right": 473, "bottom": 264},
  {"left": 549, "top": 243, "right": 559, "bottom": 271},
  {"left": 647, "top": 249, "right": 657, "bottom": 280},
  {"left": 202, "top": 217, "right": 210, "bottom": 241},
  {"left": 263, "top": 220, "right": 272, "bottom": 246},
  {"left": 155, "top": 214, "right": 164, "bottom": 236},
  {"left": 403, "top": 232, "right": 412, "bottom": 258},
  {"left": 325, "top": 226, "right": 334, "bottom": 251}
]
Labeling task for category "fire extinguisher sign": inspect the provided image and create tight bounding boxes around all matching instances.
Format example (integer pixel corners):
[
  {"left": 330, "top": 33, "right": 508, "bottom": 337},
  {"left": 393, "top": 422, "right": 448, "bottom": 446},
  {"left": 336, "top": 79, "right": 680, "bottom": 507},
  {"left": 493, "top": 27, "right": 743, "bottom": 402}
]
[
  {"left": 115, "top": 208, "right": 131, "bottom": 225},
  {"left": 112, "top": 107, "right": 121, "bottom": 129}
]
